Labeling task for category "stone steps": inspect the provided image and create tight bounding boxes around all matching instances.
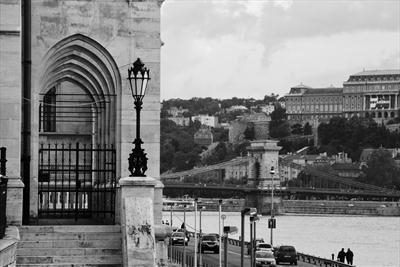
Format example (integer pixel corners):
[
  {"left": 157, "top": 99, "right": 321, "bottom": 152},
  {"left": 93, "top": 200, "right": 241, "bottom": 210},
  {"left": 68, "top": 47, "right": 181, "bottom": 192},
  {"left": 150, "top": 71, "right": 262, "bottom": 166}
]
[{"left": 17, "top": 225, "right": 123, "bottom": 266}]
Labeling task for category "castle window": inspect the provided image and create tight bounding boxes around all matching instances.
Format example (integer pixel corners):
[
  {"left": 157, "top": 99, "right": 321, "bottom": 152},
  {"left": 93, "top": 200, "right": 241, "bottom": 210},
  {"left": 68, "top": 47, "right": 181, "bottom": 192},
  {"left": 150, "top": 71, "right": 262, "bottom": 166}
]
[{"left": 42, "top": 87, "right": 56, "bottom": 132}]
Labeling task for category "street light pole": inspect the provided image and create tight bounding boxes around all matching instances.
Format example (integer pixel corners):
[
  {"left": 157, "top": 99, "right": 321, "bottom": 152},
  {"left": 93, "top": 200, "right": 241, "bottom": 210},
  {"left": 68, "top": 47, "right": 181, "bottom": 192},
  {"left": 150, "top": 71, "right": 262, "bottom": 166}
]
[
  {"left": 183, "top": 205, "right": 186, "bottom": 267},
  {"left": 250, "top": 219, "right": 253, "bottom": 267},
  {"left": 240, "top": 207, "right": 256, "bottom": 267},
  {"left": 218, "top": 199, "right": 222, "bottom": 267},
  {"left": 199, "top": 206, "right": 204, "bottom": 267},
  {"left": 194, "top": 199, "right": 198, "bottom": 267},
  {"left": 127, "top": 58, "right": 150, "bottom": 177},
  {"left": 270, "top": 167, "right": 275, "bottom": 247},
  {"left": 169, "top": 203, "right": 173, "bottom": 260}
]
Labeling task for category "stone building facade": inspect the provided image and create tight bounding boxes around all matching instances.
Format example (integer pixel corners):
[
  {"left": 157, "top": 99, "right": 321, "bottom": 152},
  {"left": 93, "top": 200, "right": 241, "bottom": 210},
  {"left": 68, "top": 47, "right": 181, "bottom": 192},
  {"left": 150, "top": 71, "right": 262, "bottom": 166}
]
[
  {"left": 194, "top": 126, "right": 213, "bottom": 146},
  {"left": 343, "top": 70, "right": 400, "bottom": 120},
  {"left": 1, "top": 0, "right": 162, "bottom": 222},
  {"left": 285, "top": 84, "right": 343, "bottom": 123},
  {"left": 285, "top": 70, "right": 400, "bottom": 124}
]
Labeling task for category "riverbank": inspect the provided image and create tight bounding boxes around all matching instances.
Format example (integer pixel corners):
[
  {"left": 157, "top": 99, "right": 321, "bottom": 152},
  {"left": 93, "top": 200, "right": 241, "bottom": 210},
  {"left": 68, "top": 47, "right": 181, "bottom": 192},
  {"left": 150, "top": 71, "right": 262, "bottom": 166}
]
[
  {"left": 282, "top": 200, "right": 400, "bottom": 216},
  {"left": 164, "top": 198, "right": 400, "bottom": 216}
]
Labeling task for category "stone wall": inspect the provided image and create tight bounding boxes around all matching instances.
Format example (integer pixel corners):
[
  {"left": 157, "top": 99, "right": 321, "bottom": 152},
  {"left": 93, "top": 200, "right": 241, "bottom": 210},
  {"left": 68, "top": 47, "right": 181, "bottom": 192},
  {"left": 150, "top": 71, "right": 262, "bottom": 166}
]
[
  {"left": 28, "top": 0, "right": 162, "bottom": 218},
  {"left": 0, "top": 0, "right": 21, "bottom": 178},
  {"left": 283, "top": 200, "right": 400, "bottom": 216}
]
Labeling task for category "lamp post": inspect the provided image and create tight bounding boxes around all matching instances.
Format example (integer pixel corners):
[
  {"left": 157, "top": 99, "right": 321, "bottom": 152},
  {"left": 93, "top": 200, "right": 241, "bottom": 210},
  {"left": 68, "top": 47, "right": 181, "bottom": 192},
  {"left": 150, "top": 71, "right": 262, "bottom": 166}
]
[
  {"left": 127, "top": 58, "right": 150, "bottom": 177},
  {"left": 183, "top": 204, "right": 187, "bottom": 267},
  {"left": 250, "top": 214, "right": 261, "bottom": 267},
  {"left": 194, "top": 199, "right": 198, "bottom": 267},
  {"left": 270, "top": 167, "right": 275, "bottom": 246},
  {"left": 240, "top": 207, "right": 256, "bottom": 267},
  {"left": 199, "top": 206, "right": 205, "bottom": 267},
  {"left": 218, "top": 199, "right": 223, "bottom": 267}
]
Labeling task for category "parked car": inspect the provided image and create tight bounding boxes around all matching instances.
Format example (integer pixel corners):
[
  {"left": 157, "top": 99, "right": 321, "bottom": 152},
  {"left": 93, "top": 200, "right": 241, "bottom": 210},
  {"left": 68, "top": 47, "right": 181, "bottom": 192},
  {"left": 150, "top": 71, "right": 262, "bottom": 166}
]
[
  {"left": 171, "top": 232, "right": 188, "bottom": 246},
  {"left": 274, "top": 245, "right": 297, "bottom": 265},
  {"left": 174, "top": 228, "right": 190, "bottom": 241},
  {"left": 248, "top": 238, "right": 265, "bottom": 255},
  {"left": 255, "top": 250, "right": 276, "bottom": 267},
  {"left": 256, "top": 243, "right": 273, "bottom": 251},
  {"left": 199, "top": 234, "right": 219, "bottom": 254}
]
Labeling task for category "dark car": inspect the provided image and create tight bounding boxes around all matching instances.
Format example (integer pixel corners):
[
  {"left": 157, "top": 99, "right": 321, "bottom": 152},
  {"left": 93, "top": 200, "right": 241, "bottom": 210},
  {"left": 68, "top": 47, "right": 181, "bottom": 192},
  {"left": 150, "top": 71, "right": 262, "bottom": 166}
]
[
  {"left": 171, "top": 232, "right": 188, "bottom": 246},
  {"left": 199, "top": 234, "right": 219, "bottom": 254},
  {"left": 274, "top": 245, "right": 297, "bottom": 265}
]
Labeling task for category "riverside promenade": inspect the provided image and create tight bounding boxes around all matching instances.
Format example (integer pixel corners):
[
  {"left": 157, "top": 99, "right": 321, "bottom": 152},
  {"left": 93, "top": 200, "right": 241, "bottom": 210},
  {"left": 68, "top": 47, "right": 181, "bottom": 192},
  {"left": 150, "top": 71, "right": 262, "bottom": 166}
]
[{"left": 169, "top": 238, "right": 353, "bottom": 267}]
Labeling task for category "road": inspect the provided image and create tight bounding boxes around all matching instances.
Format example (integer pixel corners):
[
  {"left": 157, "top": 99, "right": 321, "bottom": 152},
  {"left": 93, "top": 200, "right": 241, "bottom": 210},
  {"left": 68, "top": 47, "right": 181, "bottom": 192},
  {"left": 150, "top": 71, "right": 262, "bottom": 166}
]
[{"left": 171, "top": 240, "right": 319, "bottom": 267}]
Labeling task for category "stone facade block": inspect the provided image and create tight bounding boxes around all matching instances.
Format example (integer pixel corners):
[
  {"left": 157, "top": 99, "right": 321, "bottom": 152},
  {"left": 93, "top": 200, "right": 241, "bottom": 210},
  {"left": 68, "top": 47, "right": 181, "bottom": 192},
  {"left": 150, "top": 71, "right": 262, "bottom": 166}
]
[{"left": 6, "top": 177, "right": 24, "bottom": 225}]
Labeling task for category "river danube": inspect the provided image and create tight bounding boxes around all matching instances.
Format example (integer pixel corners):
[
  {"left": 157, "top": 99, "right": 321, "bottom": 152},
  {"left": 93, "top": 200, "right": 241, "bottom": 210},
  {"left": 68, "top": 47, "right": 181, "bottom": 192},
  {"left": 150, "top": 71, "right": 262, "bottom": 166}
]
[{"left": 163, "top": 211, "right": 400, "bottom": 267}]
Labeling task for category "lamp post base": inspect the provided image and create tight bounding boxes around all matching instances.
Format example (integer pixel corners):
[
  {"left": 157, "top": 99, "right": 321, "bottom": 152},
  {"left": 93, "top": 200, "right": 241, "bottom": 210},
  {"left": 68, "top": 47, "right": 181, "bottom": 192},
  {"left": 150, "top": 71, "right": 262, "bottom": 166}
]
[{"left": 128, "top": 138, "right": 148, "bottom": 177}]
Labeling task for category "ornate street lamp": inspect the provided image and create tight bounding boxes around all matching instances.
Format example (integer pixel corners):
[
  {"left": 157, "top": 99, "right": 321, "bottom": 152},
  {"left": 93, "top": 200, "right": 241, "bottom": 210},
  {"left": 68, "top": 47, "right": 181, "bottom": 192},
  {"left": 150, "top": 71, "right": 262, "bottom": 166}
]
[{"left": 127, "top": 58, "right": 150, "bottom": 177}]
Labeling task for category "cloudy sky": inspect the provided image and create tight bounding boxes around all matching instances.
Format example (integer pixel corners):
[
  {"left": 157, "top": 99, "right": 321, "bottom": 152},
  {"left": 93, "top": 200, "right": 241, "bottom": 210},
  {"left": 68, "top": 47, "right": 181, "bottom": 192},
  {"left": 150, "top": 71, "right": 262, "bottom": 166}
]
[{"left": 160, "top": 0, "right": 400, "bottom": 100}]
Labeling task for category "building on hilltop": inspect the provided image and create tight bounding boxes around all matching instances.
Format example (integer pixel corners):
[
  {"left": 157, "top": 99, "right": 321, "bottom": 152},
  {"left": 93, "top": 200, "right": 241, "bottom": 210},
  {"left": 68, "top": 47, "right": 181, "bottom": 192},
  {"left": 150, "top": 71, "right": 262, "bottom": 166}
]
[
  {"left": 167, "top": 106, "right": 189, "bottom": 117},
  {"left": 167, "top": 116, "right": 191, "bottom": 126},
  {"left": 343, "top": 70, "right": 400, "bottom": 121},
  {"left": 191, "top": 114, "right": 219, "bottom": 128},
  {"left": 285, "top": 84, "right": 343, "bottom": 123},
  {"left": 285, "top": 70, "right": 400, "bottom": 125},
  {"left": 194, "top": 126, "right": 214, "bottom": 146},
  {"left": 228, "top": 112, "right": 271, "bottom": 143}
]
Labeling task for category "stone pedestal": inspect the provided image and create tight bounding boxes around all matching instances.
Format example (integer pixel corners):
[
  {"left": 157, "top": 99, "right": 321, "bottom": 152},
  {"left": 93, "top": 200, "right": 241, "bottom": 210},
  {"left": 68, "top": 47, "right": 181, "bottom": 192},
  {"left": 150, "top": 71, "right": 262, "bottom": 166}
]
[
  {"left": 119, "top": 176, "right": 157, "bottom": 267},
  {"left": 6, "top": 176, "right": 24, "bottom": 225},
  {"left": 154, "top": 179, "right": 164, "bottom": 224}
]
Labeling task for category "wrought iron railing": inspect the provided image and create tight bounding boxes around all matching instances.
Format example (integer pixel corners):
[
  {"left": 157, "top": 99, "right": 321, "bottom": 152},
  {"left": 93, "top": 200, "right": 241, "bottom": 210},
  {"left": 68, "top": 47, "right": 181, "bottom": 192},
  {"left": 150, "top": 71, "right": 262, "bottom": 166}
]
[
  {"left": 168, "top": 245, "right": 215, "bottom": 267},
  {"left": 0, "top": 147, "right": 7, "bottom": 239}
]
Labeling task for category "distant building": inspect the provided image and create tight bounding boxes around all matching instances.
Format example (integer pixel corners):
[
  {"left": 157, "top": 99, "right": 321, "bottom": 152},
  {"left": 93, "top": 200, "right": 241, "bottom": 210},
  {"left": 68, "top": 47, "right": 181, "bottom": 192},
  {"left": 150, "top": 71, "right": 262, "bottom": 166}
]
[
  {"left": 285, "top": 70, "right": 400, "bottom": 124},
  {"left": 229, "top": 112, "right": 270, "bottom": 143},
  {"left": 285, "top": 84, "right": 343, "bottom": 123},
  {"left": 330, "top": 162, "right": 361, "bottom": 178},
  {"left": 360, "top": 148, "right": 400, "bottom": 167},
  {"left": 167, "top": 106, "right": 189, "bottom": 117},
  {"left": 194, "top": 126, "right": 214, "bottom": 146},
  {"left": 167, "top": 116, "right": 191, "bottom": 126},
  {"left": 226, "top": 105, "right": 248, "bottom": 113},
  {"left": 224, "top": 157, "right": 250, "bottom": 180},
  {"left": 343, "top": 70, "right": 400, "bottom": 121},
  {"left": 279, "top": 152, "right": 348, "bottom": 182},
  {"left": 191, "top": 114, "right": 219, "bottom": 128},
  {"left": 260, "top": 104, "right": 275, "bottom": 114}
]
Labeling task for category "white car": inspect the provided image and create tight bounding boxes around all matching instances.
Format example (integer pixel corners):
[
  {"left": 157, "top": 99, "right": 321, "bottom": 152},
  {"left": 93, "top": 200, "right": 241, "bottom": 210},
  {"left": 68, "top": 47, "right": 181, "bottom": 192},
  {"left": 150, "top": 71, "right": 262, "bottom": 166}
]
[
  {"left": 256, "top": 242, "right": 273, "bottom": 251},
  {"left": 255, "top": 250, "right": 276, "bottom": 267}
]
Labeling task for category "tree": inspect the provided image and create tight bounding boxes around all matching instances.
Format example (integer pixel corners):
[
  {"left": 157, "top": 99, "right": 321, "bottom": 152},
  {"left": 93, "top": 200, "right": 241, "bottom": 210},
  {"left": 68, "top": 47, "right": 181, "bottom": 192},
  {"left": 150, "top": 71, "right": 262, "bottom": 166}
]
[
  {"left": 244, "top": 123, "right": 255, "bottom": 140},
  {"left": 291, "top": 123, "right": 303, "bottom": 135},
  {"left": 270, "top": 121, "right": 290, "bottom": 139},
  {"left": 303, "top": 122, "right": 312, "bottom": 135},
  {"left": 360, "top": 149, "right": 400, "bottom": 189}
]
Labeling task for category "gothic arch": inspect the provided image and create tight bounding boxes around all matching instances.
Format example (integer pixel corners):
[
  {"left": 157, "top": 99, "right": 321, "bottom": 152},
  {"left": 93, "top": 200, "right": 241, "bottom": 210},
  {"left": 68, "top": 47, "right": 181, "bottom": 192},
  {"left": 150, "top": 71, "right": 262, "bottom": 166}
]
[{"left": 38, "top": 34, "right": 122, "bottom": 146}]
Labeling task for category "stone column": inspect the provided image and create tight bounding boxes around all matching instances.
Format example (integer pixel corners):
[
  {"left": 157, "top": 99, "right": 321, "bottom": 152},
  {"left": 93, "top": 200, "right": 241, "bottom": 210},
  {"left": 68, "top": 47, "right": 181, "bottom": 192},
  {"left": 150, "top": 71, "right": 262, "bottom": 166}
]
[
  {"left": 6, "top": 176, "right": 24, "bottom": 226},
  {"left": 119, "top": 176, "right": 157, "bottom": 267}
]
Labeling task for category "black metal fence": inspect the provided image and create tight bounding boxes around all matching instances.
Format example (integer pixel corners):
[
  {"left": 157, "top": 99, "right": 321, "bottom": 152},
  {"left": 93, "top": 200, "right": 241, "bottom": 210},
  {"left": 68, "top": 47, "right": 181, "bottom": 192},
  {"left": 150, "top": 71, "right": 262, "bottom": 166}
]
[
  {"left": 168, "top": 245, "right": 215, "bottom": 267},
  {"left": 38, "top": 143, "right": 116, "bottom": 223},
  {"left": 0, "top": 147, "right": 7, "bottom": 239}
]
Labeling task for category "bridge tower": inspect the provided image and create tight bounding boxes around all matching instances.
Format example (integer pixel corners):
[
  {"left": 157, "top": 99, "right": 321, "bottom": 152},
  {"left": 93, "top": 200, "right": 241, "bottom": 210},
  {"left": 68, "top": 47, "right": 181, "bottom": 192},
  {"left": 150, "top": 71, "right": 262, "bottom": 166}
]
[
  {"left": 246, "top": 140, "right": 282, "bottom": 214},
  {"left": 247, "top": 140, "right": 281, "bottom": 188}
]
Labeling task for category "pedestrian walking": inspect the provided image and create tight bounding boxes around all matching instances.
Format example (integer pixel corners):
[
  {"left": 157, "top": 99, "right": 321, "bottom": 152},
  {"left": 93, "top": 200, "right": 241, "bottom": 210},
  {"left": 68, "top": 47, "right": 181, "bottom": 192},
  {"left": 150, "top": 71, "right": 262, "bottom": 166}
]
[
  {"left": 346, "top": 248, "right": 354, "bottom": 265},
  {"left": 337, "top": 248, "right": 346, "bottom": 263}
]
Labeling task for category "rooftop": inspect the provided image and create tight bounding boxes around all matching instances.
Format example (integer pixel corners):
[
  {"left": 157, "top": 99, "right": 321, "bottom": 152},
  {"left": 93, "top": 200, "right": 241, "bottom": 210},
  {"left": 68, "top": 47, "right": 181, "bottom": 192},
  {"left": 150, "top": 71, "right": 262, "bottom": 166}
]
[
  {"left": 304, "top": 88, "right": 343, "bottom": 95},
  {"left": 351, "top": 69, "right": 400, "bottom": 76}
]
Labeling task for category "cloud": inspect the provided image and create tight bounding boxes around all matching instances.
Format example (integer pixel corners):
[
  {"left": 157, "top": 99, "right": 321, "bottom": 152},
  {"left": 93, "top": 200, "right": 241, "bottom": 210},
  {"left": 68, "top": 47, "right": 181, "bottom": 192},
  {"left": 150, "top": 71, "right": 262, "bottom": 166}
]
[{"left": 160, "top": 0, "right": 400, "bottom": 100}]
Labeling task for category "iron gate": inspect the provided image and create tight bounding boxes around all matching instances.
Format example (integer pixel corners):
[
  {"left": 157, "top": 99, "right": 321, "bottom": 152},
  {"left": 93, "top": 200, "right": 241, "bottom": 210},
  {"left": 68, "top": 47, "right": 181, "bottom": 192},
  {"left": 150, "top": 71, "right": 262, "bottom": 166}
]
[{"left": 38, "top": 143, "right": 116, "bottom": 223}]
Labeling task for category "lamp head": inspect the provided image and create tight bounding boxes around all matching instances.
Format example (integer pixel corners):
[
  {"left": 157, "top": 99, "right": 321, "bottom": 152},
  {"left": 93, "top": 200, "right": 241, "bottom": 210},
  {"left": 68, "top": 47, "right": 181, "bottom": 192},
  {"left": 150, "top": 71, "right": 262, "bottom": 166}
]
[{"left": 127, "top": 58, "right": 150, "bottom": 102}]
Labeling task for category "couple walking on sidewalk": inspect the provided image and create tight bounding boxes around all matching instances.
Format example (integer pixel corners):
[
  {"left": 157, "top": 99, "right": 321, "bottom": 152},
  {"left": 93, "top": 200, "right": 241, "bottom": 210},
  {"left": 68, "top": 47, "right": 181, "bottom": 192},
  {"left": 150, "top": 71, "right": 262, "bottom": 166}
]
[{"left": 337, "top": 248, "right": 354, "bottom": 265}]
